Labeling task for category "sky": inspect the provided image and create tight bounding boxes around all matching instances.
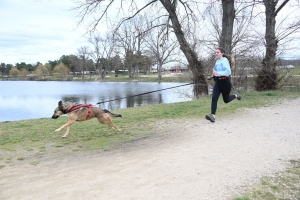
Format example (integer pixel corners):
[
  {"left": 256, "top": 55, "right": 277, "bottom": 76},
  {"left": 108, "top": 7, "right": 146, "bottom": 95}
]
[
  {"left": 0, "top": 0, "right": 99, "bottom": 65},
  {"left": 1, "top": 0, "right": 299, "bottom": 66}
]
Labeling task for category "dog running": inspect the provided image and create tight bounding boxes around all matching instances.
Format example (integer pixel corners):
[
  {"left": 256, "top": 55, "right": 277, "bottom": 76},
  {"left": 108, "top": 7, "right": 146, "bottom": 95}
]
[{"left": 52, "top": 101, "right": 122, "bottom": 138}]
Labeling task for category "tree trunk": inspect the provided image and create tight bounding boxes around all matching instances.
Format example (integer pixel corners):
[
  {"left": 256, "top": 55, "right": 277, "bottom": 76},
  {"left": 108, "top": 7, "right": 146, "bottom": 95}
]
[
  {"left": 160, "top": 0, "right": 208, "bottom": 97},
  {"left": 134, "top": 64, "right": 139, "bottom": 78},
  {"left": 255, "top": 0, "right": 280, "bottom": 91},
  {"left": 101, "top": 67, "right": 105, "bottom": 80},
  {"left": 158, "top": 60, "right": 162, "bottom": 80},
  {"left": 220, "top": 0, "right": 235, "bottom": 54},
  {"left": 96, "top": 59, "right": 103, "bottom": 80},
  {"left": 82, "top": 59, "right": 86, "bottom": 80}
]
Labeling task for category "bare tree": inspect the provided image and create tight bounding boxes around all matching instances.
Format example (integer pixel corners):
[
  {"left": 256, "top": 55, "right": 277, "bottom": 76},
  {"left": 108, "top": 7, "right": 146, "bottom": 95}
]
[
  {"left": 89, "top": 33, "right": 115, "bottom": 80},
  {"left": 89, "top": 35, "right": 101, "bottom": 77},
  {"left": 114, "top": 23, "right": 135, "bottom": 78},
  {"left": 255, "top": 0, "right": 300, "bottom": 91},
  {"left": 199, "top": 1, "right": 258, "bottom": 89},
  {"left": 77, "top": 46, "right": 90, "bottom": 79},
  {"left": 72, "top": 0, "right": 209, "bottom": 97},
  {"left": 204, "top": 1, "right": 268, "bottom": 54},
  {"left": 114, "top": 16, "right": 147, "bottom": 79},
  {"left": 130, "top": 15, "right": 147, "bottom": 78},
  {"left": 145, "top": 19, "right": 179, "bottom": 80}
]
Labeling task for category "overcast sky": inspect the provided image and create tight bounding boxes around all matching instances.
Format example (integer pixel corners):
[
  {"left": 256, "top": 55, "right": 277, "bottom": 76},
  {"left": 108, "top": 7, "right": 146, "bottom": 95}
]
[
  {"left": 0, "top": 0, "right": 95, "bottom": 65},
  {"left": 1, "top": 0, "right": 299, "bottom": 66}
]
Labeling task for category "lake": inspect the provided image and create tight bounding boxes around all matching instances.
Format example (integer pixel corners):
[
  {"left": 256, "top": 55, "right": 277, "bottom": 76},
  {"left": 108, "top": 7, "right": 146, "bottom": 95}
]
[{"left": 0, "top": 81, "right": 193, "bottom": 122}]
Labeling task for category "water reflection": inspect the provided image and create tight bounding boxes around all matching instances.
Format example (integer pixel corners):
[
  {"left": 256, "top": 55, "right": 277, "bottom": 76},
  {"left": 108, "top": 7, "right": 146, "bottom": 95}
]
[
  {"left": 59, "top": 87, "right": 165, "bottom": 110},
  {"left": 0, "top": 81, "right": 193, "bottom": 122}
]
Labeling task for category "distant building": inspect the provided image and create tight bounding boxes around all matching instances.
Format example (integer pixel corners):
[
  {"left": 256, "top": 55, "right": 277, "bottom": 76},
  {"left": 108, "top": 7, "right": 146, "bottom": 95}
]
[
  {"left": 168, "top": 64, "right": 189, "bottom": 73},
  {"left": 151, "top": 62, "right": 189, "bottom": 73},
  {"left": 285, "top": 65, "right": 295, "bottom": 68},
  {"left": 170, "top": 66, "right": 181, "bottom": 73},
  {"left": 280, "top": 65, "right": 295, "bottom": 69}
]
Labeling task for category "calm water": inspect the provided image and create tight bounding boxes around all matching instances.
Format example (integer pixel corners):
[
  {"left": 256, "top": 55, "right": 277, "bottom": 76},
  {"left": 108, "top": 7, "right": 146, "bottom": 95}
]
[{"left": 0, "top": 81, "right": 193, "bottom": 122}]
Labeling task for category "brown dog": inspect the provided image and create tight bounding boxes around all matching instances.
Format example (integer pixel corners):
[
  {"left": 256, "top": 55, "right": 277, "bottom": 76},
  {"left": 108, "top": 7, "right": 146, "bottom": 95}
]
[{"left": 52, "top": 101, "right": 122, "bottom": 138}]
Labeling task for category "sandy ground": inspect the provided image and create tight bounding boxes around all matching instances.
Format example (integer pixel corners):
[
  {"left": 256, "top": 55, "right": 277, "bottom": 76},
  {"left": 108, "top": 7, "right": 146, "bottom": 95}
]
[{"left": 1, "top": 98, "right": 300, "bottom": 200}]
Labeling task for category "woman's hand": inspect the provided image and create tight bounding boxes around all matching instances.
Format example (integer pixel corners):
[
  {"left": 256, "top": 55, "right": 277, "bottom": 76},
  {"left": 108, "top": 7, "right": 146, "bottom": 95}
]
[{"left": 212, "top": 70, "right": 218, "bottom": 76}]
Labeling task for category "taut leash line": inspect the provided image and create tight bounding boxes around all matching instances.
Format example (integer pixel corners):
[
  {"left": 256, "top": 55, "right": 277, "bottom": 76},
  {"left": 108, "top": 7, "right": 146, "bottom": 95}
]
[{"left": 96, "top": 82, "right": 202, "bottom": 105}]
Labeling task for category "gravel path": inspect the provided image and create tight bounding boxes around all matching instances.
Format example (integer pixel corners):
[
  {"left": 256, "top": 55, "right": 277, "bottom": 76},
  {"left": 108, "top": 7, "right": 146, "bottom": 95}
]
[{"left": 1, "top": 99, "right": 300, "bottom": 200}]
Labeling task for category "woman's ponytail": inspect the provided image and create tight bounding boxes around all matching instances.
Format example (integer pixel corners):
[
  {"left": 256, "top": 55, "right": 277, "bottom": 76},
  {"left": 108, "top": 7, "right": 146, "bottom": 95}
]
[{"left": 223, "top": 54, "right": 235, "bottom": 70}]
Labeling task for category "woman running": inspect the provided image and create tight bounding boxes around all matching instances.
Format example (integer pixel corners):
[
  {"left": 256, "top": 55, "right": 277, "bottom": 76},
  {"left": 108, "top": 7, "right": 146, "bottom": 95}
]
[{"left": 205, "top": 47, "right": 241, "bottom": 122}]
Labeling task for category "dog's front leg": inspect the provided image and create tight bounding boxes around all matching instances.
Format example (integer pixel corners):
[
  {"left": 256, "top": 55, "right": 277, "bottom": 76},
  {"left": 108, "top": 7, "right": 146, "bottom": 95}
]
[
  {"left": 55, "top": 123, "right": 67, "bottom": 132},
  {"left": 62, "top": 126, "right": 71, "bottom": 138},
  {"left": 55, "top": 121, "right": 75, "bottom": 137}
]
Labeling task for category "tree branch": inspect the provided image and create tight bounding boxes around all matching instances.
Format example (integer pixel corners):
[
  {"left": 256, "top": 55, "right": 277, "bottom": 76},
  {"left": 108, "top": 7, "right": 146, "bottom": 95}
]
[
  {"left": 275, "top": 0, "right": 289, "bottom": 16},
  {"left": 114, "top": 0, "right": 158, "bottom": 31}
]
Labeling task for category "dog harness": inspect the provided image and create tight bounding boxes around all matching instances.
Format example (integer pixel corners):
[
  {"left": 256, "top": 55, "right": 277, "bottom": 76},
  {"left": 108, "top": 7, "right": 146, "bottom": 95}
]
[{"left": 68, "top": 104, "right": 93, "bottom": 119}]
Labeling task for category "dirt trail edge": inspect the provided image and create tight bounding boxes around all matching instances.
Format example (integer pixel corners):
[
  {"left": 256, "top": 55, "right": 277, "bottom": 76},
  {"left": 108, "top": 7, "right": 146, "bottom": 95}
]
[{"left": 1, "top": 99, "right": 300, "bottom": 200}]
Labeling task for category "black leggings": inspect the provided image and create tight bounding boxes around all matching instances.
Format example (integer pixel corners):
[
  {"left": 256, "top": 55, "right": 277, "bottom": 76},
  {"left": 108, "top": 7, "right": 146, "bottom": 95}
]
[{"left": 211, "top": 78, "right": 236, "bottom": 115}]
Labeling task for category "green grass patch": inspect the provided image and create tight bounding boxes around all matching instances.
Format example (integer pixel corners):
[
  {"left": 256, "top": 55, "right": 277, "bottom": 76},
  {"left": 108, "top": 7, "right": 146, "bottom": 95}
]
[
  {"left": 17, "top": 157, "right": 26, "bottom": 161},
  {"left": 233, "top": 159, "right": 300, "bottom": 200},
  {"left": 30, "top": 161, "right": 39, "bottom": 166}
]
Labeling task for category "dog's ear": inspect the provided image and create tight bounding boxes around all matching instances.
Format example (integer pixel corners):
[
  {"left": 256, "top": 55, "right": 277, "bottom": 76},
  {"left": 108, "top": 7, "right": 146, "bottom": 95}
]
[{"left": 58, "top": 101, "right": 63, "bottom": 107}]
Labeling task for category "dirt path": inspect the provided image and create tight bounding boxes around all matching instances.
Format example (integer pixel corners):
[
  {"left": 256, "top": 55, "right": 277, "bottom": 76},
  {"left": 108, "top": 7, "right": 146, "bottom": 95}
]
[{"left": 1, "top": 99, "right": 300, "bottom": 200}]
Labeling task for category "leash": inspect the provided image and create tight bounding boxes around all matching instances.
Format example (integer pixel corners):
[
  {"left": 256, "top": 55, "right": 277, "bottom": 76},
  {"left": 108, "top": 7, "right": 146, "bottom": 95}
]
[
  {"left": 96, "top": 82, "right": 204, "bottom": 105},
  {"left": 98, "top": 74, "right": 236, "bottom": 105}
]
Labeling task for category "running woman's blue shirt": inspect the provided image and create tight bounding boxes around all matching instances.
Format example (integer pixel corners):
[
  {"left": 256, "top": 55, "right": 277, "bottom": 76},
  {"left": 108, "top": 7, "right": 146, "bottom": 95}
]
[{"left": 213, "top": 57, "right": 231, "bottom": 77}]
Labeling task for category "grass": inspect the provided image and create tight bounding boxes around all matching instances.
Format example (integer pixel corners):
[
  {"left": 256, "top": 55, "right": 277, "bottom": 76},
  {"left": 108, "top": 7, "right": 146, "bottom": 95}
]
[
  {"left": 30, "top": 161, "right": 39, "bottom": 166},
  {"left": 285, "top": 67, "right": 300, "bottom": 76},
  {"left": 1, "top": 87, "right": 300, "bottom": 198},
  {"left": 233, "top": 159, "right": 300, "bottom": 200}
]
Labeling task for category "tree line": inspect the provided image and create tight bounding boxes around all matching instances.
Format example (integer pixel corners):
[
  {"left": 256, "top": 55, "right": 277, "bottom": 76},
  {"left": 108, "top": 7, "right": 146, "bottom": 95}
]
[{"left": 0, "top": 51, "right": 154, "bottom": 80}]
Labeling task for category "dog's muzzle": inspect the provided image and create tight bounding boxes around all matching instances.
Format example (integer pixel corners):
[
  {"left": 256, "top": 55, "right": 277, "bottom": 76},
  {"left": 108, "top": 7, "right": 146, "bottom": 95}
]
[{"left": 52, "top": 115, "right": 59, "bottom": 119}]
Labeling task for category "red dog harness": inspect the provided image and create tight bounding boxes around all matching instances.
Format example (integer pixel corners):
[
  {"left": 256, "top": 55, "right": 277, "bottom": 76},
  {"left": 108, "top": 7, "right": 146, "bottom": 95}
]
[{"left": 68, "top": 104, "right": 93, "bottom": 119}]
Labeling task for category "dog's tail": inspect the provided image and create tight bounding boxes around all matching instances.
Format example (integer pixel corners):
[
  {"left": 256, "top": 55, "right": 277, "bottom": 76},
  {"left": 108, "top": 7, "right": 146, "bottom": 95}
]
[{"left": 104, "top": 109, "right": 122, "bottom": 118}]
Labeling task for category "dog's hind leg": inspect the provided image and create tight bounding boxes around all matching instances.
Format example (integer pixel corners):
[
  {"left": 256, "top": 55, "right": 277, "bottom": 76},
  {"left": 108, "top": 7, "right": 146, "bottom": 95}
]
[
  {"left": 109, "top": 122, "right": 121, "bottom": 131},
  {"left": 97, "top": 114, "right": 121, "bottom": 132}
]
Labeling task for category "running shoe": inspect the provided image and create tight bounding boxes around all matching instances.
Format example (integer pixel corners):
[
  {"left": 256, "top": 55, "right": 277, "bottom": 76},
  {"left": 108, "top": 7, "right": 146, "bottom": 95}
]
[
  {"left": 234, "top": 91, "right": 241, "bottom": 100},
  {"left": 205, "top": 114, "right": 215, "bottom": 122}
]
